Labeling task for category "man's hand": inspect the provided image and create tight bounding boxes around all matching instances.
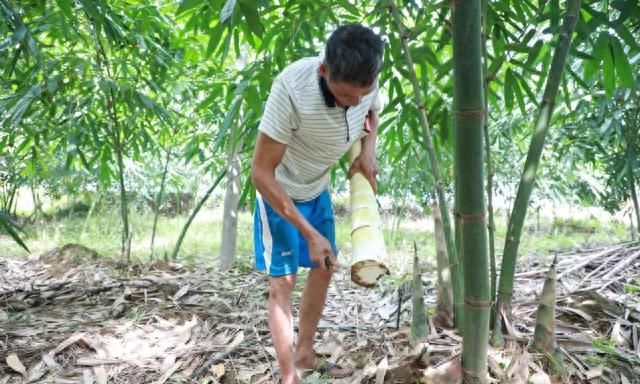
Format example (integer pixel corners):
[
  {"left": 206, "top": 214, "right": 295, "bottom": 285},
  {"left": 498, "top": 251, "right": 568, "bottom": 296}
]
[
  {"left": 307, "top": 232, "right": 337, "bottom": 271},
  {"left": 348, "top": 149, "right": 378, "bottom": 192}
]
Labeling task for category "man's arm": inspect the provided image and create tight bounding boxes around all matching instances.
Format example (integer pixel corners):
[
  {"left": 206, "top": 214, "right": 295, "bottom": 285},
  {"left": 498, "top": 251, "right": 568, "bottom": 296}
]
[
  {"left": 251, "top": 132, "right": 336, "bottom": 269},
  {"left": 348, "top": 108, "right": 379, "bottom": 191}
]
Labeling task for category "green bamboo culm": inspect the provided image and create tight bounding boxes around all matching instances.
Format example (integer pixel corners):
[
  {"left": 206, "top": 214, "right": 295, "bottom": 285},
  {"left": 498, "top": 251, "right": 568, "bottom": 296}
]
[
  {"left": 625, "top": 108, "right": 640, "bottom": 235},
  {"left": 480, "top": 0, "right": 497, "bottom": 315},
  {"left": 494, "top": 0, "right": 582, "bottom": 344},
  {"left": 532, "top": 256, "right": 564, "bottom": 374},
  {"left": 451, "top": 0, "right": 490, "bottom": 382},
  {"left": 411, "top": 242, "right": 429, "bottom": 341},
  {"left": 389, "top": 1, "right": 465, "bottom": 329}
]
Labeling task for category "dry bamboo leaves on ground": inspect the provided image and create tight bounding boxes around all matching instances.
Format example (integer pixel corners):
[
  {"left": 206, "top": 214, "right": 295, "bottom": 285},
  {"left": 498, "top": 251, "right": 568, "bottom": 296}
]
[{"left": 1, "top": 242, "right": 639, "bottom": 383}]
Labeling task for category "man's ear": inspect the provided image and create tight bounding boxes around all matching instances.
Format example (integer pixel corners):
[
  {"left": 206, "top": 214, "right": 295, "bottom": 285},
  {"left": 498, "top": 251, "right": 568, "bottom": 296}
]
[{"left": 319, "top": 62, "right": 328, "bottom": 78}]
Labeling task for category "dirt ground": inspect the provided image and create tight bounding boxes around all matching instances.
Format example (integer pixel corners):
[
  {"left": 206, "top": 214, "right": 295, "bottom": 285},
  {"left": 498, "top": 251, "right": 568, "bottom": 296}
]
[{"left": 1, "top": 242, "right": 639, "bottom": 383}]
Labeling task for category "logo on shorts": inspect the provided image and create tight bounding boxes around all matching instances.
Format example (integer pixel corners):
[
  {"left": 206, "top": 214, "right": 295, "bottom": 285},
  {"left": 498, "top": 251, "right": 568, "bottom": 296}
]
[{"left": 281, "top": 250, "right": 292, "bottom": 256}]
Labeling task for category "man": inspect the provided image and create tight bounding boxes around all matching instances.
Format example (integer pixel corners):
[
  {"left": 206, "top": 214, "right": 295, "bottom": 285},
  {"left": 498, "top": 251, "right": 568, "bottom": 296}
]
[{"left": 251, "top": 24, "right": 383, "bottom": 383}]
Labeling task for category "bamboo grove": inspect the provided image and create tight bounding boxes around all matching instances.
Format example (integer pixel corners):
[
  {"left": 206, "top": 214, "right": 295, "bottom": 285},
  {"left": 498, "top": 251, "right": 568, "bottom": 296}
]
[{"left": 2, "top": 0, "right": 640, "bottom": 382}]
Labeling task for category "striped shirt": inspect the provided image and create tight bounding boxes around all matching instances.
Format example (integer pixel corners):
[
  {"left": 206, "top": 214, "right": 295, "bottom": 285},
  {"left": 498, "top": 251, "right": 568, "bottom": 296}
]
[{"left": 259, "top": 55, "right": 381, "bottom": 201}]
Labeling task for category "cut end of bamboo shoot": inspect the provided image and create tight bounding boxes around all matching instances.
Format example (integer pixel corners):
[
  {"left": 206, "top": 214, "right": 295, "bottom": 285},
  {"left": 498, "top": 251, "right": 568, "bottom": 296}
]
[{"left": 350, "top": 259, "right": 390, "bottom": 288}]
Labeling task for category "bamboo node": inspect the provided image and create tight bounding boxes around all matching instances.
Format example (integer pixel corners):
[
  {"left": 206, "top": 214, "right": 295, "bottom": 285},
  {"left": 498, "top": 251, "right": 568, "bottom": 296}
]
[
  {"left": 454, "top": 109, "right": 486, "bottom": 118},
  {"left": 463, "top": 368, "right": 485, "bottom": 378},
  {"left": 350, "top": 224, "right": 372, "bottom": 236},
  {"left": 458, "top": 212, "right": 486, "bottom": 223},
  {"left": 464, "top": 298, "right": 491, "bottom": 309}
]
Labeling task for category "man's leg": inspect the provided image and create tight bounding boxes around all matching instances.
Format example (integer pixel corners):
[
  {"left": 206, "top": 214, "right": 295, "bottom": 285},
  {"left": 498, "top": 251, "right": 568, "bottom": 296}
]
[
  {"left": 295, "top": 267, "right": 332, "bottom": 367},
  {"left": 295, "top": 269, "right": 351, "bottom": 378},
  {"left": 269, "top": 275, "right": 299, "bottom": 384}
]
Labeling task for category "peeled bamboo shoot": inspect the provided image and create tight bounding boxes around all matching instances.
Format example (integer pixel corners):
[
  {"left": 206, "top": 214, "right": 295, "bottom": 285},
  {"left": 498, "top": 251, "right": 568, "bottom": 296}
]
[{"left": 348, "top": 139, "right": 389, "bottom": 288}]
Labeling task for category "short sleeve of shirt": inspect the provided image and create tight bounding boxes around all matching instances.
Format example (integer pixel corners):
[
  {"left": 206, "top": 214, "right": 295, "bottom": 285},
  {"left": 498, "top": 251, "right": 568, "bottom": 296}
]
[
  {"left": 369, "top": 89, "right": 382, "bottom": 112},
  {"left": 258, "top": 79, "right": 295, "bottom": 145}
]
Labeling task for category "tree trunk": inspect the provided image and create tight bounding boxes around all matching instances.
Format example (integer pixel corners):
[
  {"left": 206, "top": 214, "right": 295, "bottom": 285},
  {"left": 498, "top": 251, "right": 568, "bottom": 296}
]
[
  {"left": 172, "top": 171, "right": 226, "bottom": 261},
  {"left": 433, "top": 203, "right": 454, "bottom": 329},
  {"left": 452, "top": 0, "right": 490, "bottom": 381},
  {"left": 219, "top": 138, "right": 244, "bottom": 270},
  {"left": 494, "top": 0, "right": 582, "bottom": 344},
  {"left": 150, "top": 148, "right": 172, "bottom": 259},
  {"left": 389, "top": 1, "right": 464, "bottom": 327}
]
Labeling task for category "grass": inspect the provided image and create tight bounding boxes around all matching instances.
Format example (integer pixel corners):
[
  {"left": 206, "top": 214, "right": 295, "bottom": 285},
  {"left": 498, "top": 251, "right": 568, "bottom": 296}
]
[{"left": 0, "top": 200, "right": 632, "bottom": 280}]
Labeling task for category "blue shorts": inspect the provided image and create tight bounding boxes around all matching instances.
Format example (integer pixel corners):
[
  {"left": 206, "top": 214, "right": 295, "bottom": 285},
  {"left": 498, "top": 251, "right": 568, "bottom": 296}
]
[{"left": 254, "top": 190, "right": 337, "bottom": 277}]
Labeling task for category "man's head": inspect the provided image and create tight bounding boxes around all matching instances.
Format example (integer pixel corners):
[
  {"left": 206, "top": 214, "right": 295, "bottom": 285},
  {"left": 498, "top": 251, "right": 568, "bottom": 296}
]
[{"left": 320, "top": 24, "right": 383, "bottom": 107}]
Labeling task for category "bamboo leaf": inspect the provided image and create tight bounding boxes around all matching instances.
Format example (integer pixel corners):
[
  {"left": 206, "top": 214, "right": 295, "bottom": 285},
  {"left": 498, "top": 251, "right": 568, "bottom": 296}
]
[
  {"left": 99, "top": 149, "right": 112, "bottom": 186},
  {"left": 525, "top": 40, "right": 544, "bottom": 67},
  {"left": 237, "top": 170, "right": 253, "bottom": 209},
  {"left": 440, "top": 107, "right": 449, "bottom": 143},
  {"left": 513, "top": 75, "right": 527, "bottom": 115},
  {"left": 602, "top": 40, "right": 615, "bottom": 96},
  {"left": 220, "top": 0, "right": 236, "bottom": 23},
  {"left": 593, "top": 32, "right": 609, "bottom": 59},
  {"left": 55, "top": 0, "right": 74, "bottom": 17},
  {"left": 566, "top": 66, "right": 590, "bottom": 90},
  {"left": 214, "top": 98, "right": 241, "bottom": 151},
  {"left": 514, "top": 72, "right": 539, "bottom": 108},
  {"left": 504, "top": 69, "right": 515, "bottom": 111},
  {"left": 0, "top": 24, "right": 26, "bottom": 52},
  {"left": 610, "top": 37, "right": 635, "bottom": 89},
  {"left": 339, "top": 0, "right": 360, "bottom": 16},
  {"left": 613, "top": 24, "right": 640, "bottom": 53},
  {"left": 206, "top": 24, "right": 225, "bottom": 56},
  {"left": 245, "top": 84, "right": 262, "bottom": 114},
  {"left": 0, "top": 214, "right": 29, "bottom": 253},
  {"left": 220, "top": 26, "right": 232, "bottom": 63},
  {"left": 176, "top": 0, "right": 202, "bottom": 16},
  {"left": 6, "top": 353, "right": 27, "bottom": 376},
  {"left": 238, "top": 1, "right": 263, "bottom": 38},
  {"left": 583, "top": 55, "right": 600, "bottom": 83}
]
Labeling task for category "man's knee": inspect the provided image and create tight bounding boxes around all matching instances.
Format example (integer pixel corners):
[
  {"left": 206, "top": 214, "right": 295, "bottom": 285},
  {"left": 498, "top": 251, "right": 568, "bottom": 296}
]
[{"left": 270, "top": 275, "right": 297, "bottom": 299}]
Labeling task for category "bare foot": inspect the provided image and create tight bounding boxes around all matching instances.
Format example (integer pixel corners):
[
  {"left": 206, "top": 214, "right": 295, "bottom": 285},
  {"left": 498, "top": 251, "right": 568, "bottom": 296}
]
[
  {"left": 280, "top": 374, "right": 300, "bottom": 384},
  {"left": 295, "top": 351, "right": 352, "bottom": 379}
]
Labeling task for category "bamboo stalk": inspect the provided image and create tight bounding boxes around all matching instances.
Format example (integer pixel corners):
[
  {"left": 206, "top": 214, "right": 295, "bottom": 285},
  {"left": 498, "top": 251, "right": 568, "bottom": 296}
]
[
  {"left": 89, "top": 18, "right": 130, "bottom": 258},
  {"left": 171, "top": 171, "right": 226, "bottom": 260},
  {"left": 495, "top": 0, "right": 582, "bottom": 344},
  {"left": 481, "top": 0, "right": 497, "bottom": 312},
  {"left": 389, "top": 0, "right": 464, "bottom": 328},
  {"left": 150, "top": 147, "right": 172, "bottom": 260},
  {"left": 451, "top": 0, "right": 490, "bottom": 380},
  {"left": 627, "top": 107, "right": 640, "bottom": 235}
]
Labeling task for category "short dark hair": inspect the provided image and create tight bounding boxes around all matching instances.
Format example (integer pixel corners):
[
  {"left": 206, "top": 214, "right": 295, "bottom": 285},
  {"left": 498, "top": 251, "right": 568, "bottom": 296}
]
[{"left": 325, "top": 24, "right": 384, "bottom": 87}]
